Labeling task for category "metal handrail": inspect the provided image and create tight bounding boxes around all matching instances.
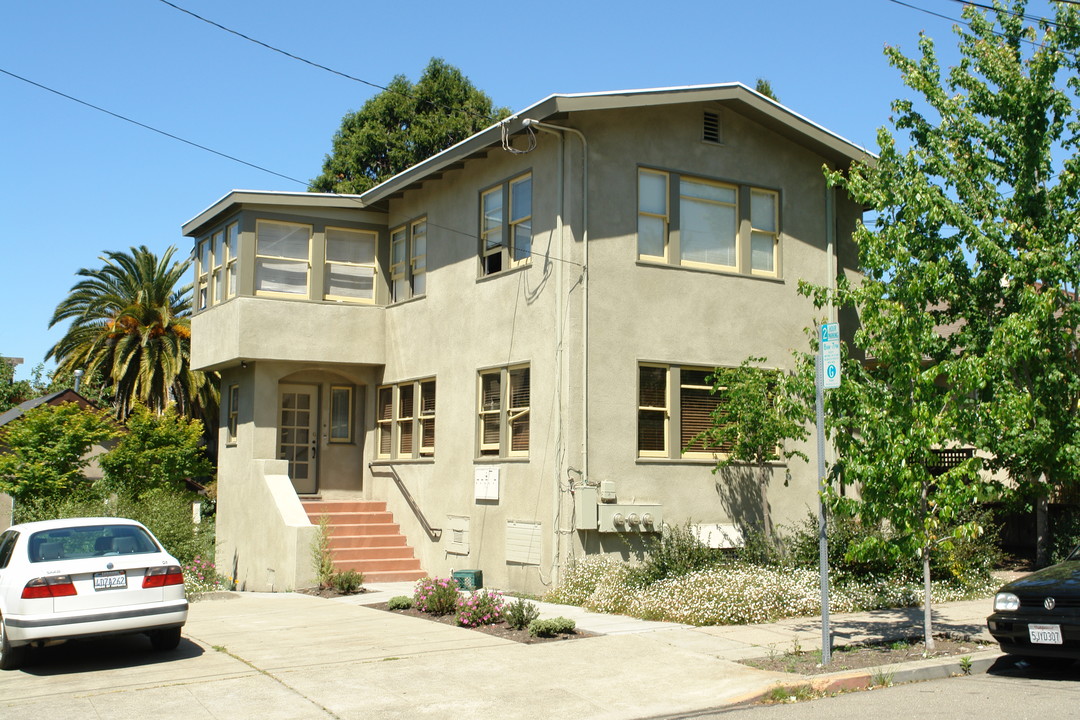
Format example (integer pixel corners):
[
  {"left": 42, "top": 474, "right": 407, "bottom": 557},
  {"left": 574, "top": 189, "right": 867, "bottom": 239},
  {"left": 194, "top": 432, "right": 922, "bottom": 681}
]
[{"left": 368, "top": 463, "right": 441, "bottom": 541}]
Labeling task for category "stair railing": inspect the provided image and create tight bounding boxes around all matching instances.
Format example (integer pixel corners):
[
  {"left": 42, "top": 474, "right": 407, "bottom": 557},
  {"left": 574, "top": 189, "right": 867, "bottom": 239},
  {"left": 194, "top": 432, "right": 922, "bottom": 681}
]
[{"left": 368, "top": 463, "right": 442, "bottom": 541}]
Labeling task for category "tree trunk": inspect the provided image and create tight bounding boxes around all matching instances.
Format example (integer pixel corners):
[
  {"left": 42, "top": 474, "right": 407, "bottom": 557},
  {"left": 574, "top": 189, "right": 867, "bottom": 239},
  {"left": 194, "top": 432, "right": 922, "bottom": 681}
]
[
  {"left": 923, "top": 547, "right": 936, "bottom": 652},
  {"left": 1036, "top": 474, "right": 1050, "bottom": 567},
  {"left": 759, "top": 466, "right": 773, "bottom": 540}
]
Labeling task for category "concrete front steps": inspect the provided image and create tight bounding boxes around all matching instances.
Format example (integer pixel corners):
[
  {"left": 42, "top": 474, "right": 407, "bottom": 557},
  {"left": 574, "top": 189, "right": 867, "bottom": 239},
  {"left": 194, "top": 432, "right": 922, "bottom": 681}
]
[{"left": 302, "top": 499, "right": 426, "bottom": 583}]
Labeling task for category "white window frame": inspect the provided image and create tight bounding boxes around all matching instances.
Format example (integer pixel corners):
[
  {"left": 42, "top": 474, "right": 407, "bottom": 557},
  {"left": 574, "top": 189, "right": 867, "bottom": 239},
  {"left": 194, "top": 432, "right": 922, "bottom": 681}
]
[{"left": 477, "top": 364, "right": 530, "bottom": 458}]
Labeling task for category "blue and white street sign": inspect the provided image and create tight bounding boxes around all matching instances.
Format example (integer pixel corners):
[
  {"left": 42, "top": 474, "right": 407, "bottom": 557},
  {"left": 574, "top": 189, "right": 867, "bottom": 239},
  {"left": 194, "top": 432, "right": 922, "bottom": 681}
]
[{"left": 821, "top": 322, "right": 840, "bottom": 389}]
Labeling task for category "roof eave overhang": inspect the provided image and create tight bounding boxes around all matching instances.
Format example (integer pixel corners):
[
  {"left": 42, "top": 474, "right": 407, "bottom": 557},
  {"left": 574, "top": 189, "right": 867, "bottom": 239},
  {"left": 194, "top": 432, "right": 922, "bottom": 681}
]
[
  {"left": 181, "top": 190, "right": 374, "bottom": 237},
  {"left": 358, "top": 83, "right": 875, "bottom": 206}
]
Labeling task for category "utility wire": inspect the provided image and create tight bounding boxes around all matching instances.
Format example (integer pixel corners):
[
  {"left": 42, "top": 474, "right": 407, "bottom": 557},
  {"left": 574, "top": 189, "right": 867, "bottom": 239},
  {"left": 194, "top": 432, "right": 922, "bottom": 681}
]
[
  {"left": 0, "top": 65, "right": 582, "bottom": 267},
  {"left": 0, "top": 67, "right": 307, "bottom": 187},
  {"left": 155, "top": 0, "right": 501, "bottom": 126}
]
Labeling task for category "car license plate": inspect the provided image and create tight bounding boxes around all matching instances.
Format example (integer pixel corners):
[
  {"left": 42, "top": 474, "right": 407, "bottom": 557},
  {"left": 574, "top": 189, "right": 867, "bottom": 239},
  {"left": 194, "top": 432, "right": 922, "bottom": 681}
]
[
  {"left": 93, "top": 570, "right": 127, "bottom": 590},
  {"left": 1029, "top": 624, "right": 1063, "bottom": 645}
]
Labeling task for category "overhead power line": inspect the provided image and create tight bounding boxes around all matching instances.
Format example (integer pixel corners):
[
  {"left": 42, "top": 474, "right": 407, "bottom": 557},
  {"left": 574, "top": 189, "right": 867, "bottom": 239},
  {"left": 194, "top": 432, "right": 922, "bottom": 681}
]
[
  {"left": 0, "top": 66, "right": 307, "bottom": 187},
  {"left": 155, "top": 0, "right": 500, "bottom": 126}
]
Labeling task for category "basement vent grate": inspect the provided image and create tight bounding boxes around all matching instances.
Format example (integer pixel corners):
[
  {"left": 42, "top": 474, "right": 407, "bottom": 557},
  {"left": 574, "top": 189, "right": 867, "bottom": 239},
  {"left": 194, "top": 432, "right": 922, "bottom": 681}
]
[{"left": 703, "top": 110, "right": 722, "bottom": 144}]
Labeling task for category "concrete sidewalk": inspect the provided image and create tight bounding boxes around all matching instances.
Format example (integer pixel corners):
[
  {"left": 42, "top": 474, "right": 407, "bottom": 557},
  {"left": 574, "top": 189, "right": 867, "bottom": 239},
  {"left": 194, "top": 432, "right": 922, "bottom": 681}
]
[{"left": 0, "top": 586, "right": 1002, "bottom": 720}]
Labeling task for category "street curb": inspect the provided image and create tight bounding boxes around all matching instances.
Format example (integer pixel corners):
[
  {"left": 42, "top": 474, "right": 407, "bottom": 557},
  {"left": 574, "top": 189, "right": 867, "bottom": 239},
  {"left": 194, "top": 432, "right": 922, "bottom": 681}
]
[{"left": 734, "top": 648, "right": 1004, "bottom": 704}]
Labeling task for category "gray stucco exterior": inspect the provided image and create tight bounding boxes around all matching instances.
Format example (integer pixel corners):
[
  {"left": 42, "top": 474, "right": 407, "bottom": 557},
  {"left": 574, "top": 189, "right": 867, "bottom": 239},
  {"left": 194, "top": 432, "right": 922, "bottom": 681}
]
[{"left": 183, "top": 84, "right": 869, "bottom": 594}]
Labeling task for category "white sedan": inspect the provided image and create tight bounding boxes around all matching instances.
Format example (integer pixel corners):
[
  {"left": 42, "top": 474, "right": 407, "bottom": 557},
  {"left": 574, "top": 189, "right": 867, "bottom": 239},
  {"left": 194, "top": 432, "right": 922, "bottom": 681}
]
[{"left": 0, "top": 517, "right": 189, "bottom": 670}]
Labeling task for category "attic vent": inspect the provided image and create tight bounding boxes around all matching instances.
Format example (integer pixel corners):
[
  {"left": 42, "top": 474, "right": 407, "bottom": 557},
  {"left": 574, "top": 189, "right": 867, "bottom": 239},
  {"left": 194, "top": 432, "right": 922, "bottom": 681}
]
[{"left": 703, "top": 110, "right": 722, "bottom": 144}]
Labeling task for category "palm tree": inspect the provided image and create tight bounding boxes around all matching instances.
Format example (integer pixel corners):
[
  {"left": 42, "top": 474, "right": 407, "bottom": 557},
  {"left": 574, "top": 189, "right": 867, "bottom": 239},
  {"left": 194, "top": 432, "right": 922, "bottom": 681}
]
[{"left": 47, "top": 246, "right": 218, "bottom": 422}]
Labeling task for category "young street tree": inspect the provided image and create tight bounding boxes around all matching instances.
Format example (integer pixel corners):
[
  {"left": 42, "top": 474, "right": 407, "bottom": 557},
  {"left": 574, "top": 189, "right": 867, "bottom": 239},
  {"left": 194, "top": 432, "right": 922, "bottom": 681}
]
[
  {"left": 310, "top": 58, "right": 509, "bottom": 194},
  {"left": 697, "top": 358, "right": 808, "bottom": 539},
  {"left": 814, "top": 0, "right": 1080, "bottom": 646}
]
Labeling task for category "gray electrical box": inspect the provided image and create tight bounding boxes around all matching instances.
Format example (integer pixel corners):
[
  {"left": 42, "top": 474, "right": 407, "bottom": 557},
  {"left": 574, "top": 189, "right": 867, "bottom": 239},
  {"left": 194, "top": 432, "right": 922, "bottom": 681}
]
[{"left": 574, "top": 485, "right": 598, "bottom": 530}]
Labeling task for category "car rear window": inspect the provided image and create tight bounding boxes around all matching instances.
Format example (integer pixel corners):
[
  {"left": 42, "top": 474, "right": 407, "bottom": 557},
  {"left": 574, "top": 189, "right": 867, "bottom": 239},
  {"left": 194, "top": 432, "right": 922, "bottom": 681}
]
[{"left": 27, "top": 525, "right": 160, "bottom": 563}]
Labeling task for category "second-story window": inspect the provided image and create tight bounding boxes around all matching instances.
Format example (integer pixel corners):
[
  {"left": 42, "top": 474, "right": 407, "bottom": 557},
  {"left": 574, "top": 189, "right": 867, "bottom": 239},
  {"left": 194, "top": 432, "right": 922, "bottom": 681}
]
[
  {"left": 324, "top": 226, "right": 376, "bottom": 302},
  {"left": 390, "top": 218, "right": 428, "bottom": 303},
  {"left": 638, "top": 168, "right": 781, "bottom": 277},
  {"left": 255, "top": 220, "right": 311, "bottom": 296},
  {"left": 480, "top": 174, "right": 532, "bottom": 276}
]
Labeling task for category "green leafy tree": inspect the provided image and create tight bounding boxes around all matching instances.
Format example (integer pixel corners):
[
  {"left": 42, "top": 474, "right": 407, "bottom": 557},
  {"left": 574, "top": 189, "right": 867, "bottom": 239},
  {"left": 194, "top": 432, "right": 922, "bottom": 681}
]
[
  {"left": 99, "top": 404, "right": 213, "bottom": 499},
  {"left": 0, "top": 402, "right": 119, "bottom": 502},
  {"left": 0, "top": 358, "right": 39, "bottom": 413},
  {"left": 697, "top": 358, "right": 809, "bottom": 539},
  {"left": 800, "top": 0, "right": 1080, "bottom": 647},
  {"left": 754, "top": 78, "right": 779, "bottom": 102},
  {"left": 829, "top": 0, "right": 1080, "bottom": 568},
  {"left": 310, "top": 58, "right": 509, "bottom": 194},
  {"left": 46, "top": 245, "right": 218, "bottom": 423}
]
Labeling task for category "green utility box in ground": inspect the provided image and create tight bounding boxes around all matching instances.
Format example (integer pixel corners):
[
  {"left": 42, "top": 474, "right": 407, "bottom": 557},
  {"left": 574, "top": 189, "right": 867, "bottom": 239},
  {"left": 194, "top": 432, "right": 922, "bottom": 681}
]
[{"left": 453, "top": 570, "right": 483, "bottom": 590}]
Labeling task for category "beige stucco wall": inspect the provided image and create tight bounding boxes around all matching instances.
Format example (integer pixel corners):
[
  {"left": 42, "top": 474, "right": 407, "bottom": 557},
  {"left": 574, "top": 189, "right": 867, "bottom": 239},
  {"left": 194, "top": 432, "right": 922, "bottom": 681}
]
[
  {"left": 193, "top": 98, "right": 862, "bottom": 597},
  {"left": 0, "top": 493, "right": 11, "bottom": 531}
]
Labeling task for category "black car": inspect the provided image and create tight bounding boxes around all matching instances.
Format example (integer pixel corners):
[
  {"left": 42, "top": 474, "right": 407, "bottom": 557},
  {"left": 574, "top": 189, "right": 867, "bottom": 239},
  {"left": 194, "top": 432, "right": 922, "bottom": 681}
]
[{"left": 987, "top": 550, "right": 1080, "bottom": 665}]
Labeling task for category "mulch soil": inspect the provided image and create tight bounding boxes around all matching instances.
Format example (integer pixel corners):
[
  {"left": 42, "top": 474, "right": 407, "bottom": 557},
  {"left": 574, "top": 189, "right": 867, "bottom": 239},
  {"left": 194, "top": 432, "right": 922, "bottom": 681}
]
[
  {"left": 368, "top": 602, "right": 594, "bottom": 644},
  {"left": 742, "top": 634, "right": 995, "bottom": 675},
  {"left": 296, "top": 587, "right": 590, "bottom": 644}
]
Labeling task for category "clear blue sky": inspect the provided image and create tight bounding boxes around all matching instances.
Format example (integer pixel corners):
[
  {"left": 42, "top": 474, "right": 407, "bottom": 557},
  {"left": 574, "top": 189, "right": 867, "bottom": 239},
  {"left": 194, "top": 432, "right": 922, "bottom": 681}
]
[{"left": 0, "top": 0, "right": 1059, "bottom": 380}]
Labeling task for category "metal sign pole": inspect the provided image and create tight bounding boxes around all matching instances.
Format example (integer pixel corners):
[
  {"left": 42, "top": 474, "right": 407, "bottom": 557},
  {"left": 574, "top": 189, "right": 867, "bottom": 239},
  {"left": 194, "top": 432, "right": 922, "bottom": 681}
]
[{"left": 816, "top": 331, "right": 833, "bottom": 666}]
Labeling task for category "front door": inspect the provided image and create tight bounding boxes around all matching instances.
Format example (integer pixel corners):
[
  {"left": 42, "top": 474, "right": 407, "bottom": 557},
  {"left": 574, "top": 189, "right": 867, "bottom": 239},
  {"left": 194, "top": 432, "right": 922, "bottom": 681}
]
[{"left": 278, "top": 384, "right": 318, "bottom": 494}]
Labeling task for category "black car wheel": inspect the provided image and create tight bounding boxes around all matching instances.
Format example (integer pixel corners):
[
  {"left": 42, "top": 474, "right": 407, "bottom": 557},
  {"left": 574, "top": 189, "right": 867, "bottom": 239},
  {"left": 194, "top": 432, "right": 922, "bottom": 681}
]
[{"left": 0, "top": 617, "right": 29, "bottom": 671}]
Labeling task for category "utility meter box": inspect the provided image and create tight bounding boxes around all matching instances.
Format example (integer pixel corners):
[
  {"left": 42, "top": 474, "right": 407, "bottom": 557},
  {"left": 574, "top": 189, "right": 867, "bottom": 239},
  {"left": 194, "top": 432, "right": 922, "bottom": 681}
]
[
  {"left": 597, "top": 504, "right": 662, "bottom": 533},
  {"left": 575, "top": 485, "right": 599, "bottom": 530}
]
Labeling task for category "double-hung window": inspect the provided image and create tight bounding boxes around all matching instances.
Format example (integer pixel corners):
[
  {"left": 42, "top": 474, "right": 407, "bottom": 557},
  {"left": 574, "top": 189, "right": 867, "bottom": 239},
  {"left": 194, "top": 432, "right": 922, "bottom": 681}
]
[
  {"left": 390, "top": 218, "right": 427, "bottom": 302},
  {"left": 637, "top": 363, "right": 729, "bottom": 459},
  {"left": 478, "top": 364, "right": 530, "bottom": 457},
  {"left": 750, "top": 190, "right": 779, "bottom": 275},
  {"left": 325, "top": 226, "right": 376, "bottom": 302},
  {"left": 638, "top": 168, "right": 780, "bottom": 277},
  {"left": 255, "top": 220, "right": 311, "bottom": 296},
  {"left": 376, "top": 378, "right": 436, "bottom": 459},
  {"left": 196, "top": 239, "right": 210, "bottom": 310},
  {"left": 480, "top": 174, "right": 532, "bottom": 276}
]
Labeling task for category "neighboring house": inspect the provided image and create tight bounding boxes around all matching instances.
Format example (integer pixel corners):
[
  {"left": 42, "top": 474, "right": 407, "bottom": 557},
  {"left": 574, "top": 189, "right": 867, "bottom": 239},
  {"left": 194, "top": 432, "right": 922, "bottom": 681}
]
[
  {"left": 182, "top": 83, "right": 870, "bottom": 594},
  {"left": 0, "top": 390, "right": 103, "bottom": 531}
]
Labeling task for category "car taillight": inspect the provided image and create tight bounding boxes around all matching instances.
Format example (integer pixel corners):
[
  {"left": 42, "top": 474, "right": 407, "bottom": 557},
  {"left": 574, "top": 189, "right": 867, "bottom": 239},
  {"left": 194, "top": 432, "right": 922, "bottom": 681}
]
[
  {"left": 143, "top": 565, "right": 184, "bottom": 588},
  {"left": 22, "top": 575, "right": 77, "bottom": 599}
]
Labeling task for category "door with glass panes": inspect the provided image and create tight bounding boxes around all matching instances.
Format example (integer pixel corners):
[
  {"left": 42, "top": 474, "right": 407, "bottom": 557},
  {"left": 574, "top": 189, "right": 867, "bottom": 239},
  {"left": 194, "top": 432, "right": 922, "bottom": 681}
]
[{"left": 278, "top": 384, "right": 318, "bottom": 494}]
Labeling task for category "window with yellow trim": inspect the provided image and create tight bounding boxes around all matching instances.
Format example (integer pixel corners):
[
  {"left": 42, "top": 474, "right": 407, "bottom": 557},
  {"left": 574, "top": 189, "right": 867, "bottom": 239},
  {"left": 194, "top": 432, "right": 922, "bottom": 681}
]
[
  {"left": 637, "top": 168, "right": 780, "bottom": 277},
  {"left": 637, "top": 363, "right": 730, "bottom": 459},
  {"left": 480, "top": 174, "right": 531, "bottom": 276},
  {"left": 325, "top": 227, "right": 376, "bottom": 302},
  {"left": 254, "top": 220, "right": 311, "bottom": 296},
  {"left": 477, "top": 364, "right": 529, "bottom": 457},
  {"left": 376, "top": 378, "right": 435, "bottom": 459}
]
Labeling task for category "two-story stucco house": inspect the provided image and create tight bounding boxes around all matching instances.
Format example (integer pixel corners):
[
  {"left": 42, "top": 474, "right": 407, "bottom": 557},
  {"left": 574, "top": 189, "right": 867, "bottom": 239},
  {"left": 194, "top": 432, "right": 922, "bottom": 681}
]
[{"left": 182, "top": 83, "right": 869, "bottom": 594}]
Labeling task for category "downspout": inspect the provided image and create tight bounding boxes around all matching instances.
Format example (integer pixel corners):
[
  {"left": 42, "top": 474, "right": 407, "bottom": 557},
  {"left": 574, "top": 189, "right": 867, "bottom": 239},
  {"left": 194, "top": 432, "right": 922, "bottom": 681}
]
[
  {"left": 521, "top": 120, "right": 566, "bottom": 581},
  {"left": 523, "top": 119, "right": 589, "bottom": 487}
]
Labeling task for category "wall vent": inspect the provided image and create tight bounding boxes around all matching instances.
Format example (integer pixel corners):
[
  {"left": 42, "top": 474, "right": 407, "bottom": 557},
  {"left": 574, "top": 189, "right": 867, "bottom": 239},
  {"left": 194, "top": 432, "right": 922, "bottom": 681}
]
[{"left": 703, "top": 110, "right": 722, "bottom": 144}]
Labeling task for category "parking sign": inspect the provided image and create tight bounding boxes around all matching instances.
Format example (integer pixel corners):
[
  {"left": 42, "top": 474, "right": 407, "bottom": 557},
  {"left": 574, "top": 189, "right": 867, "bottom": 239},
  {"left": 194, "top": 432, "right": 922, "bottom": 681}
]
[{"left": 821, "top": 323, "right": 840, "bottom": 389}]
